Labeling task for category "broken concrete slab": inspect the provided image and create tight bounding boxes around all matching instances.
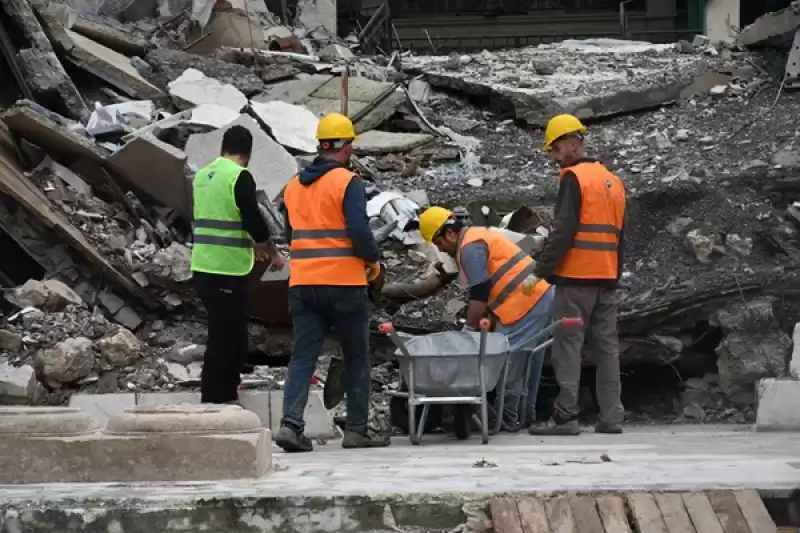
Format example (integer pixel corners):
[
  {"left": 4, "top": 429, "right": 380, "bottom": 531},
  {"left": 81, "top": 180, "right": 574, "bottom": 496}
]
[
  {"left": 354, "top": 130, "right": 434, "bottom": 156},
  {"left": 108, "top": 133, "right": 192, "bottom": 216},
  {"left": 736, "top": 2, "right": 800, "bottom": 47},
  {"left": 145, "top": 48, "right": 267, "bottom": 96},
  {"left": 185, "top": 114, "right": 298, "bottom": 200},
  {"left": 2, "top": 103, "right": 107, "bottom": 166},
  {"left": 64, "top": 29, "right": 163, "bottom": 100},
  {"left": 168, "top": 68, "right": 248, "bottom": 111},
  {"left": 68, "top": 392, "right": 136, "bottom": 428},
  {"left": 188, "top": 103, "right": 240, "bottom": 128},
  {"left": 71, "top": 17, "right": 149, "bottom": 57},
  {"left": 252, "top": 73, "right": 332, "bottom": 104},
  {"left": 250, "top": 100, "right": 318, "bottom": 153}
]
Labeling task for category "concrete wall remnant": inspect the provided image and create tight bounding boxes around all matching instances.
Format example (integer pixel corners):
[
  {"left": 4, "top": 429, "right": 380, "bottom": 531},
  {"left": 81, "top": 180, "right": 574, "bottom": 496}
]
[
  {"left": 705, "top": 0, "right": 740, "bottom": 43},
  {"left": 167, "top": 67, "right": 248, "bottom": 111}
]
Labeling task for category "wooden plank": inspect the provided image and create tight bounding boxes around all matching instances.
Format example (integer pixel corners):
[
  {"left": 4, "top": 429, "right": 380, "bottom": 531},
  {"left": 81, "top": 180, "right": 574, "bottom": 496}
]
[
  {"left": 596, "top": 495, "right": 633, "bottom": 533},
  {"left": 735, "top": 491, "right": 777, "bottom": 533},
  {"left": 654, "top": 493, "right": 697, "bottom": 533},
  {"left": 516, "top": 498, "right": 549, "bottom": 533},
  {"left": 490, "top": 498, "right": 523, "bottom": 533},
  {"left": 569, "top": 495, "right": 605, "bottom": 533},
  {"left": 628, "top": 493, "right": 669, "bottom": 533},
  {"left": 682, "top": 493, "right": 724, "bottom": 533},
  {"left": 708, "top": 492, "right": 752, "bottom": 533},
  {"left": 546, "top": 496, "right": 577, "bottom": 533}
]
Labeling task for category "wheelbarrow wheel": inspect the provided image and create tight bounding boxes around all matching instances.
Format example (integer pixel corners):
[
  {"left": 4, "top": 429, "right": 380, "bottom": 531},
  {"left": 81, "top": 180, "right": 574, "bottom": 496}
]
[{"left": 454, "top": 405, "right": 472, "bottom": 440}]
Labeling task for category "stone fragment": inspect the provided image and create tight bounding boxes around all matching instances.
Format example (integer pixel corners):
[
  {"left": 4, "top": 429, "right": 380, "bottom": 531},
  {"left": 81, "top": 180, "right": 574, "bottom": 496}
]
[
  {"left": 675, "top": 40, "right": 695, "bottom": 54},
  {"left": 772, "top": 145, "right": 800, "bottom": 168},
  {"left": 96, "top": 328, "right": 142, "bottom": 367},
  {"left": 41, "top": 279, "right": 83, "bottom": 308},
  {"left": 0, "top": 330, "right": 22, "bottom": 351},
  {"left": 167, "top": 342, "right": 206, "bottom": 364},
  {"left": 98, "top": 289, "right": 125, "bottom": 314},
  {"left": 166, "top": 363, "right": 190, "bottom": 381},
  {"left": 685, "top": 229, "right": 713, "bottom": 263},
  {"left": 673, "top": 129, "right": 690, "bottom": 141},
  {"left": 36, "top": 337, "right": 95, "bottom": 384},
  {"left": 114, "top": 306, "right": 142, "bottom": 330},
  {"left": 756, "top": 378, "right": 800, "bottom": 430},
  {"left": 0, "top": 361, "right": 36, "bottom": 401},
  {"left": 146, "top": 48, "right": 266, "bottom": 96},
  {"left": 682, "top": 403, "right": 705, "bottom": 420},
  {"left": 709, "top": 85, "right": 727, "bottom": 96},
  {"left": 791, "top": 323, "right": 800, "bottom": 379},
  {"left": 250, "top": 100, "right": 319, "bottom": 153},
  {"left": 725, "top": 234, "right": 753, "bottom": 256},
  {"left": 68, "top": 392, "right": 136, "bottom": 428},
  {"left": 467, "top": 178, "right": 483, "bottom": 188},
  {"left": 353, "top": 131, "right": 435, "bottom": 156},
  {"left": 7, "top": 279, "right": 49, "bottom": 308},
  {"left": 168, "top": 68, "right": 248, "bottom": 111},
  {"left": 188, "top": 103, "right": 240, "bottom": 128}
]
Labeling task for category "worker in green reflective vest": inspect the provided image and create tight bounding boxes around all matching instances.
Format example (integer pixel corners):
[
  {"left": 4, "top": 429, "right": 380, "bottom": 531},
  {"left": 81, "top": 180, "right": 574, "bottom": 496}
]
[{"left": 191, "top": 125, "right": 285, "bottom": 404}]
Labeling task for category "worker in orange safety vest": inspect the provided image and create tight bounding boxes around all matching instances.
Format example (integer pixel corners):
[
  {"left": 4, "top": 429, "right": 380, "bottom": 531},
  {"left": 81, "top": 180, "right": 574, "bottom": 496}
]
[
  {"left": 276, "top": 113, "right": 390, "bottom": 452},
  {"left": 527, "top": 114, "right": 626, "bottom": 437},
  {"left": 419, "top": 207, "right": 555, "bottom": 431}
]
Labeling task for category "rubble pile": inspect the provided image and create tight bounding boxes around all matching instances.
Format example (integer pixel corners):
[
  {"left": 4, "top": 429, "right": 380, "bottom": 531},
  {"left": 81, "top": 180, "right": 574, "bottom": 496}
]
[{"left": 0, "top": 0, "right": 798, "bottom": 426}]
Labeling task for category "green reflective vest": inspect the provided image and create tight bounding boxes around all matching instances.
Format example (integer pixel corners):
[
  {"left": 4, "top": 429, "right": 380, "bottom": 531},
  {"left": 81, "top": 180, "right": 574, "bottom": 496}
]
[{"left": 190, "top": 157, "right": 255, "bottom": 276}]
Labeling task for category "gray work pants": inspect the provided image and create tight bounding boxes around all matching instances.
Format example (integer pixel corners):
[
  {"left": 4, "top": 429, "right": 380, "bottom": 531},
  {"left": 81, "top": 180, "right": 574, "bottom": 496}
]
[{"left": 551, "top": 286, "right": 624, "bottom": 425}]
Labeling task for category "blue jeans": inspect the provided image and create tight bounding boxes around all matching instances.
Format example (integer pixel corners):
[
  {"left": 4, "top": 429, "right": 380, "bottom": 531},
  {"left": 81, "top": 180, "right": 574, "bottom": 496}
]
[
  {"left": 495, "top": 286, "right": 555, "bottom": 425},
  {"left": 282, "top": 285, "right": 371, "bottom": 435}
]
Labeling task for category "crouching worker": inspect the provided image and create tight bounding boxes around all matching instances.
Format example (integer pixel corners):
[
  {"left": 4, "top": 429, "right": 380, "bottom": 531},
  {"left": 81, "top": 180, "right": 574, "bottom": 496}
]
[{"left": 419, "top": 207, "right": 554, "bottom": 430}]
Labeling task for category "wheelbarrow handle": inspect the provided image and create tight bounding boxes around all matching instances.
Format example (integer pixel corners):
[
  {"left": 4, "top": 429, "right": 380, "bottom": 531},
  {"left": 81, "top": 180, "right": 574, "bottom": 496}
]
[
  {"left": 561, "top": 317, "right": 583, "bottom": 327},
  {"left": 378, "top": 322, "right": 412, "bottom": 357},
  {"left": 479, "top": 318, "right": 491, "bottom": 331}
]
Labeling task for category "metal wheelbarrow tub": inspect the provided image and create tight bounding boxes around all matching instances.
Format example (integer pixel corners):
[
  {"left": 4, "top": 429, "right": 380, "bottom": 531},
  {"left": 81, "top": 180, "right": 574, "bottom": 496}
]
[{"left": 395, "top": 331, "right": 510, "bottom": 397}]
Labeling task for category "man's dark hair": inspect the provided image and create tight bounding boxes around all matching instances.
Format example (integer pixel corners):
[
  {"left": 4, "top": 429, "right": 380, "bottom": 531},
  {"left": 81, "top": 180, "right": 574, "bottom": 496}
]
[{"left": 221, "top": 125, "right": 253, "bottom": 156}]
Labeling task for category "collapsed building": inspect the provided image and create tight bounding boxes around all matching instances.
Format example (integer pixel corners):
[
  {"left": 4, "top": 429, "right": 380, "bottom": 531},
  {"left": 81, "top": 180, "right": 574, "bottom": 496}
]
[{"left": 0, "top": 0, "right": 799, "bottom": 433}]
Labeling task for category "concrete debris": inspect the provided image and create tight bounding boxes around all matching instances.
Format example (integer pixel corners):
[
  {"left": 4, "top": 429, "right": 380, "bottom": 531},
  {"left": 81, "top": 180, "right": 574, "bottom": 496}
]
[
  {"left": 36, "top": 336, "right": 96, "bottom": 385},
  {"left": 250, "top": 100, "right": 318, "bottom": 153},
  {"left": 188, "top": 103, "right": 240, "bottom": 128},
  {"left": 185, "top": 114, "right": 297, "bottom": 200},
  {"left": 167, "top": 68, "right": 248, "bottom": 111},
  {"left": 736, "top": 1, "right": 800, "bottom": 47},
  {"left": 318, "top": 44, "right": 355, "bottom": 61},
  {"left": 0, "top": 359, "right": 36, "bottom": 401},
  {"left": 95, "top": 326, "right": 142, "bottom": 367},
  {"left": 353, "top": 131, "right": 434, "bottom": 156}
]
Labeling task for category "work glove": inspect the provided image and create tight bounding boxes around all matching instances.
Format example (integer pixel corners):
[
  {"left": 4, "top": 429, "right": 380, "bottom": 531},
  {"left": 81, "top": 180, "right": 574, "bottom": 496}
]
[
  {"left": 366, "top": 262, "right": 382, "bottom": 283},
  {"left": 521, "top": 274, "right": 541, "bottom": 296}
]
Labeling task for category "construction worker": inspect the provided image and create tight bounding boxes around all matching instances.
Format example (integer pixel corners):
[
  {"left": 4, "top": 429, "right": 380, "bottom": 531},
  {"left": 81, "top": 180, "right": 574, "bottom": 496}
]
[
  {"left": 528, "top": 114, "right": 626, "bottom": 436},
  {"left": 276, "top": 113, "right": 390, "bottom": 452},
  {"left": 419, "top": 207, "right": 554, "bottom": 430},
  {"left": 191, "top": 125, "right": 285, "bottom": 404}
]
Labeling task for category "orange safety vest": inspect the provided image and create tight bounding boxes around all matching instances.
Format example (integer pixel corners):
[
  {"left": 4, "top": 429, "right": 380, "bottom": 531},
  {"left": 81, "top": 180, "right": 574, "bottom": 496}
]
[
  {"left": 553, "top": 161, "right": 625, "bottom": 280},
  {"left": 283, "top": 167, "right": 368, "bottom": 287},
  {"left": 457, "top": 227, "right": 551, "bottom": 326}
]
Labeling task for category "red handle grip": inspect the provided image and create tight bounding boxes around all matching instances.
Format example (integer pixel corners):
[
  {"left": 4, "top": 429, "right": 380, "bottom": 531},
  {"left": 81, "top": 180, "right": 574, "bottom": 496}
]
[
  {"left": 561, "top": 317, "right": 583, "bottom": 327},
  {"left": 379, "top": 322, "right": 394, "bottom": 333},
  {"left": 479, "top": 318, "right": 491, "bottom": 331}
]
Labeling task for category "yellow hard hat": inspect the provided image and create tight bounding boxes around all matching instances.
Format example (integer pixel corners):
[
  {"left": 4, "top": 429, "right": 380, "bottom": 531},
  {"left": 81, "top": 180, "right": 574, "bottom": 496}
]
[
  {"left": 316, "top": 113, "right": 357, "bottom": 141},
  {"left": 419, "top": 206, "right": 453, "bottom": 243},
  {"left": 543, "top": 114, "right": 586, "bottom": 151}
]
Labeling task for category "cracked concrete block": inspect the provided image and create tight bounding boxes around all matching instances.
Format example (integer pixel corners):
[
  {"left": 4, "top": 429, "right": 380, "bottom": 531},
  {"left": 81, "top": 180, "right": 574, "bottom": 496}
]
[
  {"left": 68, "top": 392, "right": 136, "bottom": 429},
  {"left": 268, "top": 390, "right": 336, "bottom": 439},
  {"left": 113, "top": 305, "right": 142, "bottom": 330},
  {"left": 109, "top": 134, "right": 191, "bottom": 216},
  {"left": 65, "top": 30, "right": 163, "bottom": 100},
  {"left": 0, "top": 362, "right": 36, "bottom": 402},
  {"left": 168, "top": 68, "right": 248, "bottom": 111},
  {"left": 250, "top": 100, "right": 318, "bottom": 153},
  {"left": 353, "top": 130, "right": 434, "bottom": 156},
  {"left": 185, "top": 114, "right": 298, "bottom": 201},
  {"left": 188, "top": 103, "right": 240, "bottom": 128},
  {"left": 756, "top": 378, "right": 800, "bottom": 430},
  {"left": 238, "top": 390, "right": 271, "bottom": 428}
]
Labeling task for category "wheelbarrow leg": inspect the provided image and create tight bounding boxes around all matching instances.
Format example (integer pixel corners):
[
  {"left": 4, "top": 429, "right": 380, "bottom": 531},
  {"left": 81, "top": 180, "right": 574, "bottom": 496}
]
[
  {"left": 492, "top": 355, "right": 511, "bottom": 436},
  {"left": 478, "top": 333, "right": 490, "bottom": 444},
  {"left": 417, "top": 404, "right": 430, "bottom": 444},
  {"left": 518, "top": 351, "right": 533, "bottom": 430},
  {"left": 407, "top": 357, "right": 421, "bottom": 445}
]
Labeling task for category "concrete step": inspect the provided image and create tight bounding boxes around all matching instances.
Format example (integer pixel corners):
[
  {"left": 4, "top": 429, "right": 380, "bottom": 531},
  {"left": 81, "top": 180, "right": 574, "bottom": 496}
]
[{"left": 488, "top": 490, "right": 777, "bottom": 533}]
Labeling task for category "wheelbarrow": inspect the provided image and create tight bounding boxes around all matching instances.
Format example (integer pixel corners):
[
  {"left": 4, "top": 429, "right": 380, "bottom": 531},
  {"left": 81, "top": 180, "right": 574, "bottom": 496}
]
[{"left": 379, "top": 317, "right": 583, "bottom": 445}]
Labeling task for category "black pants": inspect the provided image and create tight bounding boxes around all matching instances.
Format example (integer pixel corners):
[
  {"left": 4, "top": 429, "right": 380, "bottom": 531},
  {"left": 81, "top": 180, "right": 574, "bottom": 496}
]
[{"left": 194, "top": 271, "right": 249, "bottom": 403}]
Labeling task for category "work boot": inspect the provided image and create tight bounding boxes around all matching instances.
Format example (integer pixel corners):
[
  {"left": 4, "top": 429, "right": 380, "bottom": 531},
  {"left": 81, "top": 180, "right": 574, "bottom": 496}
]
[
  {"left": 275, "top": 425, "right": 313, "bottom": 453},
  {"left": 595, "top": 422, "right": 623, "bottom": 434},
  {"left": 342, "top": 430, "right": 391, "bottom": 449},
  {"left": 528, "top": 415, "right": 581, "bottom": 436}
]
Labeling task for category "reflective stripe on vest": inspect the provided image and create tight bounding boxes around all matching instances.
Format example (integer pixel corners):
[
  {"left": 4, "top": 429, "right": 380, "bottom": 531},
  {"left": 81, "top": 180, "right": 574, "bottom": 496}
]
[
  {"left": 457, "top": 227, "right": 551, "bottom": 326},
  {"left": 283, "top": 167, "right": 368, "bottom": 287},
  {"left": 190, "top": 157, "right": 255, "bottom": 276},
  {"left": 553, "top": 161, "right": 625, "bottom": 280}
]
